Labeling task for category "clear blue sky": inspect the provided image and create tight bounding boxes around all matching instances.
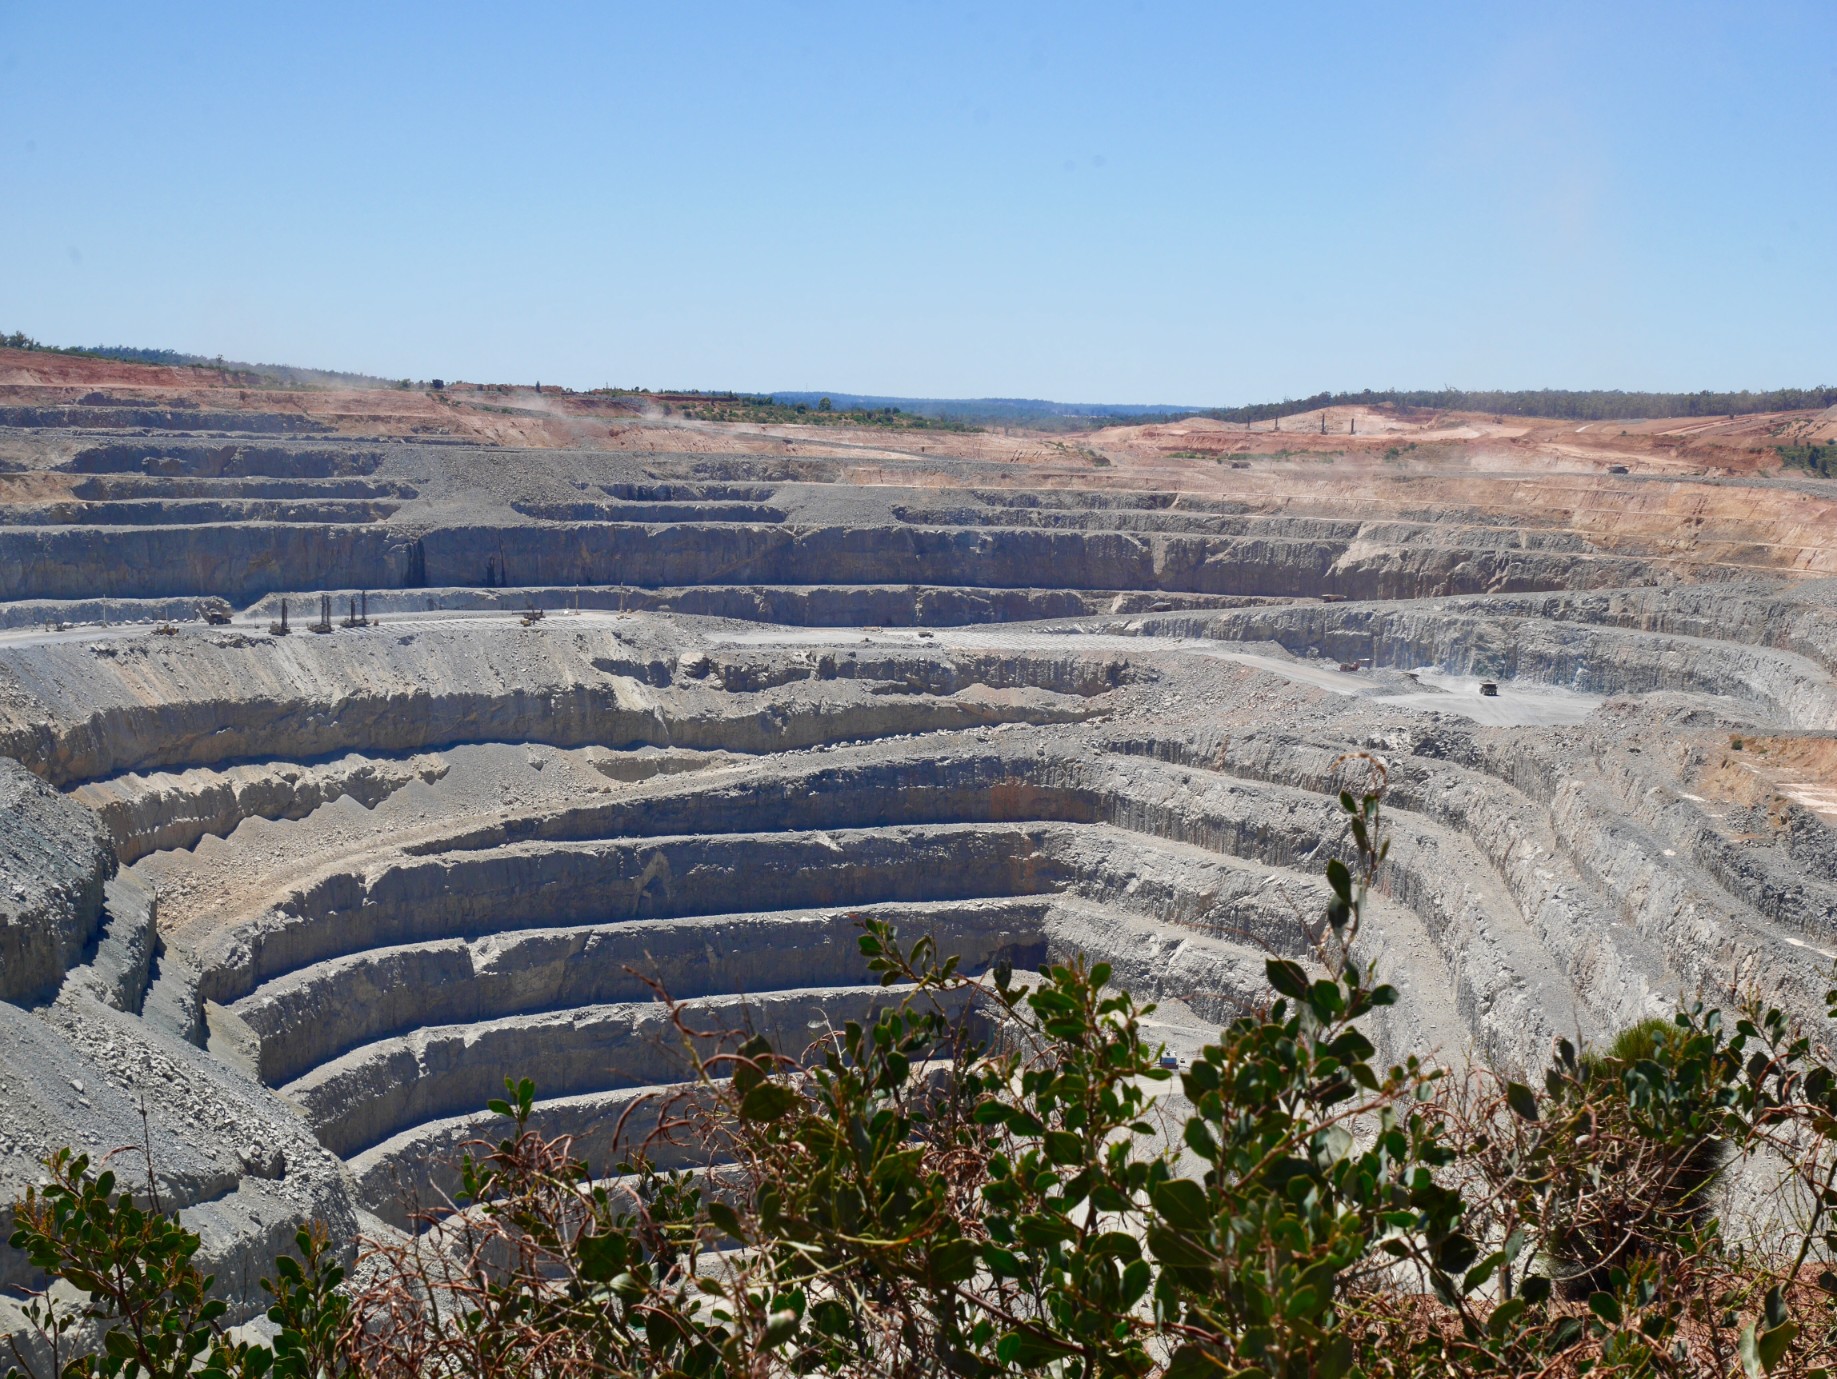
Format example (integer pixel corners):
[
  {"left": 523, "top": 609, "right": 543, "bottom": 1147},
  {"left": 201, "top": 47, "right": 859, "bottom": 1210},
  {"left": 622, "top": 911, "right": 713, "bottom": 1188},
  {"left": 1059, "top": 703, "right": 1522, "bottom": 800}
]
[{"left": 2, "top": 2, "right": 1832, "bottom": 402}]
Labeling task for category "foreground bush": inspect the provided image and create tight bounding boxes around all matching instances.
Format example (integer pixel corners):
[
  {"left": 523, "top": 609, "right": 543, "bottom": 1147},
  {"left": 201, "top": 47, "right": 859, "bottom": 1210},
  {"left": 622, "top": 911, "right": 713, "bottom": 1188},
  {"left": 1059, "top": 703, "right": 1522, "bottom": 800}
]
[{"left": 11, "top": 761, "right": 1837, "bottom": 1377}]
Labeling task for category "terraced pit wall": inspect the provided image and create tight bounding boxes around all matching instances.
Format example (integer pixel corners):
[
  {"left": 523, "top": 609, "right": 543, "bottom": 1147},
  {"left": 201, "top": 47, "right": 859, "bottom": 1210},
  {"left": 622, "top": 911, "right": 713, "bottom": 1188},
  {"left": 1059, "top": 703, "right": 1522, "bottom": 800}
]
[{"left": 3, "top": 419, "right": 1837, "bottom": 1337}]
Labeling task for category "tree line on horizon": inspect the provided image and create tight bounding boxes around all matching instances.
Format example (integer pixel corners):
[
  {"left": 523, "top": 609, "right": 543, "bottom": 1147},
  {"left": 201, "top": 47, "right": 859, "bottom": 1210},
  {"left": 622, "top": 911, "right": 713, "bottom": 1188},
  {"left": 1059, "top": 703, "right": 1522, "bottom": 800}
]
[
  {"left": 0, "top": 332, "right": 397, "bottom": 391},
  {"left": 1198, "top": 386, "right": 1837, "bottom": 426},
  {"left": 7, "top": 331, "right": 1834, "bottom": 429}
]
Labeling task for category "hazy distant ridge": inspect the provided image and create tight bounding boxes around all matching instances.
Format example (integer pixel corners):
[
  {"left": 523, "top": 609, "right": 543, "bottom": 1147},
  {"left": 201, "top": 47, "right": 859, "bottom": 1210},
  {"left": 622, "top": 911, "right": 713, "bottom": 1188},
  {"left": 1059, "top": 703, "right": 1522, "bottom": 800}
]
[{"left": 776, "top": 387, "right": 1837, "bottom": 427}]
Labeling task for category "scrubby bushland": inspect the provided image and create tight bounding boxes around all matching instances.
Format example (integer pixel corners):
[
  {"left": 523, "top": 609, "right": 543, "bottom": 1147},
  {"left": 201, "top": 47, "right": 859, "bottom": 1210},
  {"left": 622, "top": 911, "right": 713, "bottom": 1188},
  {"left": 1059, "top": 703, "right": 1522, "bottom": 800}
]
[
  {"left": 1199, "top": 387, "right": 1837, "bottom": 425},
  {"left": 12, "top": 762, "right": 1837, "bottom": 1377},
  {"left": 1781, "top": 444, "right": 1837, "bottom": 479},
  {"left": 660, "top": 393, "right": 980, "bottom": 432}
]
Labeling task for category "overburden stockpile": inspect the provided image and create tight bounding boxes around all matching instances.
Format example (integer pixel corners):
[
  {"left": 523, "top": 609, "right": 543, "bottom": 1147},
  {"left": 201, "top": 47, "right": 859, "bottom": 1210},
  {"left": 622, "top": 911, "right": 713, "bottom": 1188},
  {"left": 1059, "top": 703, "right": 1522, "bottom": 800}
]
[{"left": 4, "top": 352, "right": 1837, "bottom": 1373}]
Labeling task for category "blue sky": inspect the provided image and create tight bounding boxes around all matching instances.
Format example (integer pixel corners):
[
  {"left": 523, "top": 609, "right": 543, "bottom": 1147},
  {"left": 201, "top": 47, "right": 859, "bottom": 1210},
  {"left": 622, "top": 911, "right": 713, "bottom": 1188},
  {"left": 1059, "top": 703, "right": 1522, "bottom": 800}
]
[{"left": 2, "top": 2, "right": 1832, "bottom": 402}]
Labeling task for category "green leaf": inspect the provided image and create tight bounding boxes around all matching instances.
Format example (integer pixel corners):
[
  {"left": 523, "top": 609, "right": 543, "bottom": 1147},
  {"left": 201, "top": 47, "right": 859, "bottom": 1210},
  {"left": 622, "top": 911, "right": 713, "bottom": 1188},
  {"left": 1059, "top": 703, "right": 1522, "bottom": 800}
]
[
  {"left": 1183, "top": 1119, "right": 1220, "bottom": 1163},
  {"left": 1043, "top": 1130, "right": 1083, "bottom": 1165},
  {"left": 1505, "top": 1081, "right": 1540, "bottom": 1121},
  {"left": 739, "top": 1082, "right": 800, "bottom": 1122},
  {"left": 1163, "top": 1343, "right": 1229, "bottom": 1379},
  {"left": 1309, "top": 978, "right": 1346, "bottom": 1021},
  {"left": 1759, "top": 1321, "right": 1799, "bottom": 1373},
  {"left": 707, "top": 1201, "right": 743, "bottom": 1240},
  {"left": 1462, "top": 1251, "right": 1504, "bottom": 1295},
  {"left": 1742, "top": 1322, "right": 1764, "bottom": 1379},
  {"left": 1284, "top": 1284, "right": 1322, "bottom": 1319},
  {"left": 1502, "top": 1224, "right": 1528, "bottom": 1265},
  {"left": 643, "top": 1305, "right": 680, "bottom": 1354},
  {"left": 1266, "top": 958, "right": 1309, "bottom": 1000},
  {"left": 577, "top": 1231, "right": 627, "bottom": 1283},
  {"left": 981, "top": 1244, "right": 1025, "bottom": 1279},
  {"left": 1121, "top": 1257, "right": 1152, "bottom": 1308},
  {"left": 1146, "top": 1223, "right": 1215, "bottom": 1269},
  {"left": 1488, "top": 1297, "right": 1528, "bottom": 1337},
  {"left": 998, "top": 1330, "right": 1079, "bottom": 1367},
  {"left": 1151, "top": 1178, "right": 1210, "bottom": 1230},
  {"left": 1434, "top": 1232, "right": 1478, "bottom": 1277},
  {"left": 928, "top": 1239, "right": 979, "bottom": 1285},
  {"left": 1326, "top": 857, "right": 1353, "bottom": 904},
  {"left": 733, "top": 1035, "right": 773, "bottom": 1095},
  {"left": 1313, "top": 1122, "right": 1353, "bottom": 1167},
  {"left": 1318, "top": 1331, "right": 1354, "bottom": 1379},
  {"left": 1082, "top": 1231, "right": 1139, "bottom": 1261},
  {"left": 1588, "top": 1291, "right": 1623, "bottom": 1326}
]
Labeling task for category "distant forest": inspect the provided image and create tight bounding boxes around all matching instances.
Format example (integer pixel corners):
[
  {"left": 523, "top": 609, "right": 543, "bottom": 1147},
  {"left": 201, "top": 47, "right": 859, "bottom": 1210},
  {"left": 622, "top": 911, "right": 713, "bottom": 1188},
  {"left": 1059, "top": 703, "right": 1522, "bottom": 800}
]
[
  {"left": 3, "top": 331, "right": 203, "bottom": 367},
  {"left": 1198, "top": 387, "right": 1837, "bottom": 425}
]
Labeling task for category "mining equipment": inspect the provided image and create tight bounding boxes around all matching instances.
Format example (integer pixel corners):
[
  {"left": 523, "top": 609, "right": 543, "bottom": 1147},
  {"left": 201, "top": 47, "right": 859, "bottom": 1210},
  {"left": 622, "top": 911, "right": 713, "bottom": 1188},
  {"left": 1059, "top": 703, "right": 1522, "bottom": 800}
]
[{"left": 1480, "top": 681, "right": 1499, "bottom": 697}]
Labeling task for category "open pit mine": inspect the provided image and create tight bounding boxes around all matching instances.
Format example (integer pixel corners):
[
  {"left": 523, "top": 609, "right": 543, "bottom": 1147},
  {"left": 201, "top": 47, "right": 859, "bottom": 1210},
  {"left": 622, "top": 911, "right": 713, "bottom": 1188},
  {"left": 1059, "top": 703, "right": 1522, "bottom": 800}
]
[{"left": 4, "top": 348, "right": 1837, "bottom": 1329}]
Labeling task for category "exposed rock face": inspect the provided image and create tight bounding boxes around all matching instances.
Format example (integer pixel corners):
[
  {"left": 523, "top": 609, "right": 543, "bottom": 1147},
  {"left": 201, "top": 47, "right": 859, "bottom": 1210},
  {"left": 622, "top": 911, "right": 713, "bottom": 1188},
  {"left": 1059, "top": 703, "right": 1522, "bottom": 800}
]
[
  {"left": 0, "top": 759, "right": 111, "bottom": 1003},
  {"left": 0, "top": 769, "right": 356, "bottom": 1325},
  {"left": 3, "top": 418, "right": 1837, "bottom": 1338},
  {"left": 0, "top": 517, "right": 1700, "bottom": 604}
]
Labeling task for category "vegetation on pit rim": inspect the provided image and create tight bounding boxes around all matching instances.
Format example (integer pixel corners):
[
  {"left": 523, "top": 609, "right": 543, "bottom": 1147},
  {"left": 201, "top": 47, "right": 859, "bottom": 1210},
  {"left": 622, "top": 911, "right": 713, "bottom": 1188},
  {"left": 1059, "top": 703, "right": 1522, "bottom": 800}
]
[
  {"left": 638, "top": 392, "right": 981, "bottom": 432},
  {"left": 723, "top": 386, "right": 1837, "bottom": 430},
  {"left": 1194, "top": 387, "right": 1837, "bottom": 427},
  {"left": 9, "top": 331, "right": 1832, "bottom": 430},
  {"left": 0, "top": 331, "right": 402, "bottom": 392},
  {"left": 1780, "top": 444, "right": 1837, "bottom": 478},
  {"left": 11, "top": 757, "right": 1837, "bottom": 1377}
]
